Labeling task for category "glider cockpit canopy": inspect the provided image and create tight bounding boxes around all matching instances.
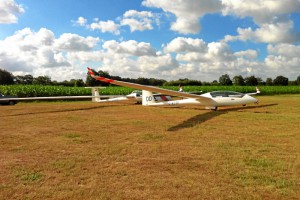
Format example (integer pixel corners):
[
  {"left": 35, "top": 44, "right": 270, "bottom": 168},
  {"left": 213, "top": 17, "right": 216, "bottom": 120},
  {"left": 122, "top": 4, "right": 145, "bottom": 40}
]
[{"left": 209, "top": 91, "right": 245, "bottom": 98}]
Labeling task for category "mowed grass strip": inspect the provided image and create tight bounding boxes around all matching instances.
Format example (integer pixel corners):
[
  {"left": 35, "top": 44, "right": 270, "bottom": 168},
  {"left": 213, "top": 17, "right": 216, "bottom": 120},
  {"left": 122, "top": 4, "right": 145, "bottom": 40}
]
[{"left": 0, "top": 95, "right": 299, "bottom": 199}]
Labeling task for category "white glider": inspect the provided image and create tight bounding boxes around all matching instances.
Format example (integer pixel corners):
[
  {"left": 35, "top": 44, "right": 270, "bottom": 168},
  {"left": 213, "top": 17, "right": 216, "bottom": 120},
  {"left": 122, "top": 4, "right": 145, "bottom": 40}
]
[
  {"left": 96, "top": 90, "right": 172, "bottom": 104},
  {"left": 88, "top": 67, "right": 259, "bottom": 110}
]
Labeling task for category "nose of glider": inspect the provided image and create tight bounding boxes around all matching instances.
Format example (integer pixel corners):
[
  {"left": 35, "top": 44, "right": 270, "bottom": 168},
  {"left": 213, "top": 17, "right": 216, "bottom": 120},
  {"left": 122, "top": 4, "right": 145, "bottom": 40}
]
[{"left": 246, "top": 95, "right": 259, "bottom": 104}]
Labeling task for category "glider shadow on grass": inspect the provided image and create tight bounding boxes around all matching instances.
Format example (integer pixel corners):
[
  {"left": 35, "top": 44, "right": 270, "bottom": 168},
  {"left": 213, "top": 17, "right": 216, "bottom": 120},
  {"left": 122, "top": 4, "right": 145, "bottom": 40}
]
[
  {"left": 1, "top": 104, "right": 128, "bottom": 117},
  {"left": 167, "top": 104, "right": 278, "bottom": 132}
]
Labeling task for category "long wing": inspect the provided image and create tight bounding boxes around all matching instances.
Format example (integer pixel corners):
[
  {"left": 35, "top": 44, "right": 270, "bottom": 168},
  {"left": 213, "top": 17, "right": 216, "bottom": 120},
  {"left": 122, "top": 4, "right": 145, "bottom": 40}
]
[
  {"left": 0, "top": 96, "right": 101, "bottom": 101},
  {"left": 87, "top": 67, "right": 213, "bottom": 103}
]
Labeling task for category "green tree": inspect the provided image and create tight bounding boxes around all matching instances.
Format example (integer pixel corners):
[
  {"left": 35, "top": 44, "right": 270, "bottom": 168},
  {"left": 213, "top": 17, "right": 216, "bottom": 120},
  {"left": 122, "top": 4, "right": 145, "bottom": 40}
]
[
  {"left": 148, "top": 78, "right": 166, "bottom": 86},
  {"left": 232, "top": 75, "right": 245, "bottom": 86},
  {"left": 24, "top": 74, "right": 34, "bottom": 84},
  {"left": 211, "top": 80, "right": 219, "bottom": 85},
  {"left": 256, "top": 77, "right": 265, "bottom": 85},
  {"left": 14, "top": 74, "right": 34, "bottom": 84},
  {"left": 136, "top": 77, "right": 150, "bottom": 85},
  {"left": 74, "top": 79, "right": 85, "bottom": 87},
  {"left": 163, "top": 78, "right": 202, "bottom": 86},
  {"left": 296, "top": 75, "right": 300, "bottom": 85},
  {"left": 33, "top": 76, "right": 52, "bottom": 85},
  {"left": 66, "top": 79, "right": 85, "bottom": 87},
  {"left": 244, "top": 76, "right": 258, "bottom": 86},
  {"left": 0, "top": 68, "right": 14, "bottom": 85},
  {"left": 273, "top": 75, "right": 288, "bottom": 86},
  {"left": 98, "top": 70, "right": 111, "bottom": 78},
  {"left": 202, "top": 81, "right": 211, "bottom": 86},
  {"left": 266, "top": 78, "right": 273, "bottom": 86},
  {"left": 219, "top": 74, "right": 232, "bottom": 85}
]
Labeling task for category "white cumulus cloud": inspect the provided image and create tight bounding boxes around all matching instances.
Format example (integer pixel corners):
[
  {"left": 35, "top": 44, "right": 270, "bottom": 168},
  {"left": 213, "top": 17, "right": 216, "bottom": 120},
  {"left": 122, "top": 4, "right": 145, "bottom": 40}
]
[
  {"left": 225, "top": 20, "right": 300, "bottom": 44},
  {"left": 165, "top": 37, "right": 233, "bottom": 62},
  {"left": 120, "top": 10, "right": 158, "bottom": 32},
  {"left": 138, "top": 53, "right": 178, "bottom": 72},
  {"left": 142, "top": 0, "right": 222, "bottom": 34},
  {"left": 89, "top": 20, "right": 120, "bottom": 35},
  {"left": 222, "top": 0, "right": 300, "bottom": 44},
  {"left": 222, "top": 0, "right": 300, "bottom": 25},
  {"left": 164, "top": 37, "right": 207, "bottom": 53},
  {"left": 103, "top": 40, "right": 156, "bottom": 56},
  {"left": 0, "top": 28, "right": 101, "bottom": 81},
  {"left": 55, "top": 33, "right": 99, "bottom": 51},
  {"left": 264, "top": 43, "right": 300, "bottom": 78},
  {"left": 74, "top": 16, "right": 87, "bottom": 26},
  {"left": 234, "top": 50, "right": 258, "bottom": 60},
  {"left": 0, "top": 0, "right": 24, "bottom": 24}
]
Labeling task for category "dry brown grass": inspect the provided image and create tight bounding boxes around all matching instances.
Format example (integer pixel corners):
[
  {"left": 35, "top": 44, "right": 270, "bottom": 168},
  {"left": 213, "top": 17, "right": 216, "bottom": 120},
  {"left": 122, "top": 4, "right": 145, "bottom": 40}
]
[{"left": 0, "top": 95, "right": 299, "bottom": 200}]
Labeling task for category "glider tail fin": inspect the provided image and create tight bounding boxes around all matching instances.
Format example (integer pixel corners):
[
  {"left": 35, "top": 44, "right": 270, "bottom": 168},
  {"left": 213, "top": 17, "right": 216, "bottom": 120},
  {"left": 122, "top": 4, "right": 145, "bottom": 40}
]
[
  {"left": 85, "top": 86, "right": 106, "bottom": 102},
  {"left": 142, "top": 90, "right": 155, "bottom": 106},
  {"left": 256, "top": 87, "right": 261, "bottom": 94},
  {"left": 247, "top": 87, "right": 261, "bottom": 96},
  {"left": 91, "top": 88, "right": 100, "bottom": 102}
]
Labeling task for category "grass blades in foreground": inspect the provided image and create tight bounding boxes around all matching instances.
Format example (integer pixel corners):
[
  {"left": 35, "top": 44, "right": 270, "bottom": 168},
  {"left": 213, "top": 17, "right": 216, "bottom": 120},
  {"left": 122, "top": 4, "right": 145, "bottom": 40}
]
[{"left": 0, "top": 95, "right": 299, "bottom": 199}]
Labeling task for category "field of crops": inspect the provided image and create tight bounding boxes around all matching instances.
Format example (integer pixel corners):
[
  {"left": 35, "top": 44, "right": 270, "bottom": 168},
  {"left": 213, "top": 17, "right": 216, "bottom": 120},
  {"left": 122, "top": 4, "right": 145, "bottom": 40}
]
[
  {"left": 163, "top": 85, "right": 300, "bottom": 95},
  {"left": 0, "top": 85, "right": 91, "bottom": 97},
  {"left": 0, "top": 85, "right": 299, "bottom": 97}
]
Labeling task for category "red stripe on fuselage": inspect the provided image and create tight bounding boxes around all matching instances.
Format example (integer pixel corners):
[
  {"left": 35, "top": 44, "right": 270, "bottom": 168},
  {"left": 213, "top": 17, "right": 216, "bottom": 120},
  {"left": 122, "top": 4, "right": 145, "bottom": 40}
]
[{"left": 160, "top": 95, "right": 168, "bottom": 101}]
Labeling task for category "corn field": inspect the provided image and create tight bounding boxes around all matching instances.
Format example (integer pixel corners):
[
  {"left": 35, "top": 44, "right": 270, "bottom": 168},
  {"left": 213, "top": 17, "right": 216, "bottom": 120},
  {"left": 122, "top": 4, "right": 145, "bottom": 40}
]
[
  {"left": 163, "top": 85, "right": 300, "bottom": 95},
  {"left": 0, "top": 85, "right": 299, "bottom": 97},
  {"left": 0, "top": 85, "right": 91, "bottom": 97}
]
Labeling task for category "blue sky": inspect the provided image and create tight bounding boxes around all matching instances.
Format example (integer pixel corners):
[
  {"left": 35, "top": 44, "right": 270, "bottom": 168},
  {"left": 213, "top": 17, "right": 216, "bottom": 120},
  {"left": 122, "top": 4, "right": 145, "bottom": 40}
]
[{"left": 1, "top": 0, "right": 300, "bottom": 82}]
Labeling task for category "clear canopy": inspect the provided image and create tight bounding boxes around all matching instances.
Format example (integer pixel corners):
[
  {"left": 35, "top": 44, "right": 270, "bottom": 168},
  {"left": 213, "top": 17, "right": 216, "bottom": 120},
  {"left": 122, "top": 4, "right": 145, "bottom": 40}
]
[{"left": 210, "top": 91, "right": 244, "bottom": 98}]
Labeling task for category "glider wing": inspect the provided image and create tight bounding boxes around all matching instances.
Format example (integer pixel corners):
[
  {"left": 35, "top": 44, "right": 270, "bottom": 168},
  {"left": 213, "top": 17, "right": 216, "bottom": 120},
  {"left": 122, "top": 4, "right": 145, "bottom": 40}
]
[{"left": 87, "top": 67, "right": 213, "bottom": 104}]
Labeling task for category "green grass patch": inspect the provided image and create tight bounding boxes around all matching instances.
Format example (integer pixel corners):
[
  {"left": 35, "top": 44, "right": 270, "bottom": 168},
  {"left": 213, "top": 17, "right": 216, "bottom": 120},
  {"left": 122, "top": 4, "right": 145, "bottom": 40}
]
[
  {"left": 244, "top": 158, "right": 276, "bottom": 168},
  {"left": 15, "top": 167, "right": 43, "bottom": 182},
  {"left": 64, "top": 133, "right": 81, "bottom": 139},
  {"left": 63, "top": 133, "right": 91, "bottom": 144},
  {"left": 52, "top": 159, "right": 77, "bottom": 171}
]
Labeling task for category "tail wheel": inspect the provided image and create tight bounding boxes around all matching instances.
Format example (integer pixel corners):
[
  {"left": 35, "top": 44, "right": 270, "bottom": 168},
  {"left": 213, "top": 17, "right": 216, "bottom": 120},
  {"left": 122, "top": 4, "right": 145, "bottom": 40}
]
[{"left": 8, "top": 101, "right": 15, "bottom": 105}]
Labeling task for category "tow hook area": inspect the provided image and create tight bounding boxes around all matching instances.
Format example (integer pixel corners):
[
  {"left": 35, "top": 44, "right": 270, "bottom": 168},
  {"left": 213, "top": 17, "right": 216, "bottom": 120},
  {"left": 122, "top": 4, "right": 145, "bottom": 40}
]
[{"left": 205, "top": 106, "right": 218, "bottom": 111}]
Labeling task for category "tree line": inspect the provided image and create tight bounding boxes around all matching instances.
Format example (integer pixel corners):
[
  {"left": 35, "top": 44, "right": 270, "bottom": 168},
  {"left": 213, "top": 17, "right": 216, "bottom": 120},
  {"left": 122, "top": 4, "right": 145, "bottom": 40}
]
[
  {"left": 0, "top": 68, "right": 85, "bottom": 87},
  {"left": 1, "top": 68, "right": 300, "bottom": 87}
]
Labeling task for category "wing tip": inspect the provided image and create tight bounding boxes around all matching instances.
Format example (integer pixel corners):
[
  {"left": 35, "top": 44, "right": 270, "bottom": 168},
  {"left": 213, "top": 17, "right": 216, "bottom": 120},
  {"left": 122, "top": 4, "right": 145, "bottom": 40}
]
[
  {"left": 87, "top": 67, "right": 95, "bottom": 76},
  {"left": 87, "top": 67, "right": 115, "bottom": 83}
]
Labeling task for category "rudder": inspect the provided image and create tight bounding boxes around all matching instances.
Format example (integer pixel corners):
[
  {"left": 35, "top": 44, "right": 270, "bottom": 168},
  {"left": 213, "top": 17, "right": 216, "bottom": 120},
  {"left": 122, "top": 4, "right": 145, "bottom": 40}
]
[{"left": 142, "top": 90, "right": 155, "bottom": 106}]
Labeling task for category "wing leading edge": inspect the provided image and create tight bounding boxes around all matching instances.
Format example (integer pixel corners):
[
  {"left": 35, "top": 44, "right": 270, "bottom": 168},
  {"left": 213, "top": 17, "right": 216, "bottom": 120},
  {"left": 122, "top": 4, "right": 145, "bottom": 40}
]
[
  {"left": 87, "top": 67, "right": 214, "bottom": 105},
  {"left": 0, "top": 96, "right": 101, "bottom": 101}
]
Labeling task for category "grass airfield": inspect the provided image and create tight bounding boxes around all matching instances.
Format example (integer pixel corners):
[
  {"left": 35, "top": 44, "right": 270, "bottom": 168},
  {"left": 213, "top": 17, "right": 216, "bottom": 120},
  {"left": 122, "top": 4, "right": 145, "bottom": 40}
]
[{"left": 0, "top": 95, "right": 299, "bottom": 199}]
